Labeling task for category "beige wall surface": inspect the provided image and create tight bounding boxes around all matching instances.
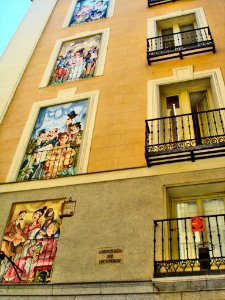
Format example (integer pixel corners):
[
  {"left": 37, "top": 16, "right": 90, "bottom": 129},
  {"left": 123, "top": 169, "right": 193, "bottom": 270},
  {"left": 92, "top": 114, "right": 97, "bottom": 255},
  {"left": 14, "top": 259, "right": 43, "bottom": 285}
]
[
  {"left": 0, "top": 0, "right": 224, "bottom": 182},
  {"left": 0, "top": 169, "right": 224, "bottom": 283}
]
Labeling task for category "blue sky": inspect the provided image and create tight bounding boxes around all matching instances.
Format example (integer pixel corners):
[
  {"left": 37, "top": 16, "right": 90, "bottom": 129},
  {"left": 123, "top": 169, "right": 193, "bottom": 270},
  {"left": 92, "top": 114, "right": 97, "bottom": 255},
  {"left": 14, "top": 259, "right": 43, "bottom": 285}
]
[{"left": 0, "top": 0, "right": 31, "bottom": 56}]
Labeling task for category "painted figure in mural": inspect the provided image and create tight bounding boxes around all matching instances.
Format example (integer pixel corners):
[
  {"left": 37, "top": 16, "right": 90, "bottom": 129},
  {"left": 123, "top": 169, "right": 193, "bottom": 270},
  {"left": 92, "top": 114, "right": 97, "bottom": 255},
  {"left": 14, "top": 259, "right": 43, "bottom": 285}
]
[
  {"left": 70, "top": 0, "right": 110, "bottom": 26},
  {"left": 35, "top": 208, "right": 60, "bottom": 240},
  {"left": 1, "top": 211, "right": 27, "bottom": 257},
  {"left": 68, "top": 48, "right": 86, "bottom": 81}
]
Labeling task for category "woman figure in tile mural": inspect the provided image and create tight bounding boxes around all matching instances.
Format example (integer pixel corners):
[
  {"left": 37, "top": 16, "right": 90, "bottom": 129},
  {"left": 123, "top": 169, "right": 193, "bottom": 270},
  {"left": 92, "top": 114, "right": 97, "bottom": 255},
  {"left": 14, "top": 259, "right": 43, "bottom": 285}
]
[
  {"left": 0, "top": 202, "right": 62, "bottom": 284},
  {"left": 68, "top": 48, "right": 86, "bottom": 81},
  {"left": 50, "top": 34, "right": 101, "bottom": 85},
  {"left": 69, "top": 0, "right": 110, "bottom": 26},
  {"left": 17, "top": 100, "right": 88, "bottom": 181}
]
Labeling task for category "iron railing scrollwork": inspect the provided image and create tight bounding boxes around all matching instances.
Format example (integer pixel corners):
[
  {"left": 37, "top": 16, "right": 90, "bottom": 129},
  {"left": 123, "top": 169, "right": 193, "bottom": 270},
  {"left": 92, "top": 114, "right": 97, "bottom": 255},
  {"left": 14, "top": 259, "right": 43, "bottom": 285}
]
[
  {"left": 145, "top": 108, "right": 225, "bottom": 166},
  {"left": 147, "top": 27, "right": 215, "bottom": 64},
  {"left": 153, "top": 214, "right": 225, "bottom": 277}
]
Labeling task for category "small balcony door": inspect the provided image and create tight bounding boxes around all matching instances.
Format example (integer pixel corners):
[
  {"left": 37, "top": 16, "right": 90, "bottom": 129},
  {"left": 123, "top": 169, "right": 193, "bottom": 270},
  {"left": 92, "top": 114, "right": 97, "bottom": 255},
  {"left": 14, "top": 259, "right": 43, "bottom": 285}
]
[
  {"left": 161, "top": 28, "right": 175, "bottom": 49},
  {"left": 175, "top": 197, "right": 225, "bottom": 260},
  {"left": 180, "top": 23, "right": 197, "bottom": 46},
  {"left": 161, "top": 79, "right": 215, "bottom": 145}
]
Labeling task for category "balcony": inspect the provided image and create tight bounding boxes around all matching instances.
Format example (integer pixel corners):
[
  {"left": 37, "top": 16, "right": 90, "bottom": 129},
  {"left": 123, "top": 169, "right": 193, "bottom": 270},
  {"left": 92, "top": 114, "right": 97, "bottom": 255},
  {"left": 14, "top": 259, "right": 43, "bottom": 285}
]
[
  {"left": 153, "top": 214, "right": 225, "bottom": 277},
  {"left": 147, "top": 27, "right": 215, "bottom": 64},
  {"left": 148, "top": 0, "right": 177, "bottom": 7},
  {"left": 145, "top": 108, "right": 225, "bottom": 166}
]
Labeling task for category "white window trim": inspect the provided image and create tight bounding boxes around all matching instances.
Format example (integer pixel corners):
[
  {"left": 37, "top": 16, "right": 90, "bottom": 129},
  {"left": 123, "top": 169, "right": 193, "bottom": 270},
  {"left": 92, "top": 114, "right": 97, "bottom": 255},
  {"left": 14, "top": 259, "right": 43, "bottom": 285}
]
[
  {"left": 39, "top": 28, "right": 110, "bottom": 88},
  {"left": 62, "top": 0, "right": 116, "bottom": 28},
  {"left": 147, "top": 7, "right": 208, "bottom": 39},
  {"left": 6, "top": 88, "right": 99, "bottom": 183},
  {"left": 147, "top": 66, "right": 225, "bottom": 120}
]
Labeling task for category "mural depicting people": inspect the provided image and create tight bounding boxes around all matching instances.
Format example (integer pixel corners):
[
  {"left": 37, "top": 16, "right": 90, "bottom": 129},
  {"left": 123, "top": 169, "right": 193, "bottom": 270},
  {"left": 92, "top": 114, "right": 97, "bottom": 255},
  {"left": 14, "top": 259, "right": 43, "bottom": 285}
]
[
  {"left": 70, "top": 0, "right": 110, "bottom": 26},
  {"left": 17, "top": 100, "right": 88, "bottom": 181},
  {"left": 0, "top": 201, "right": 63, "bottom": 284},
  {"left": 50, "top": 35, "right": 101, "bottom": 85}
]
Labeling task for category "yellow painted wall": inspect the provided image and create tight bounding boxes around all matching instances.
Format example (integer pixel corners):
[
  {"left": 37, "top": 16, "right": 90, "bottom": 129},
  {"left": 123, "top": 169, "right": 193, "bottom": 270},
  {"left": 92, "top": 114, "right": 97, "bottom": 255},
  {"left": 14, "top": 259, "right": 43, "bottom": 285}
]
[{"left": 0, "top": 0, "right": 224, "bottom": 182}]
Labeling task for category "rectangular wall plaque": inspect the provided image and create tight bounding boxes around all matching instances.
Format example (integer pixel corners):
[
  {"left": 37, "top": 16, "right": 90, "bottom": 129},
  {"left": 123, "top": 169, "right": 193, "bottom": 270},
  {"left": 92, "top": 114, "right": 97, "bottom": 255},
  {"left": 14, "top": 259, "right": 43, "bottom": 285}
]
[{"left": 97, "top": 247, "right": 124, "bottom": 264}]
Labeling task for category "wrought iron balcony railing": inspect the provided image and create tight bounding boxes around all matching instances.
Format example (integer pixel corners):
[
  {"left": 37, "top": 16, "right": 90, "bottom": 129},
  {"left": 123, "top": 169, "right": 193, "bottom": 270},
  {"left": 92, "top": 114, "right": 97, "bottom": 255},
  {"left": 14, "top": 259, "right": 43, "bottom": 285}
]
[
  {"left": 154, "top": 214, "right": 225, "bottom": 277},
  {"left": 147, "top": 27, "right": 215, "bottom": 64},
  {"left": 145, "top": 108, "right": 225, "bottom": 166},
  {"left": 148, "top": 0, "right": 177, "bottom": 7}
]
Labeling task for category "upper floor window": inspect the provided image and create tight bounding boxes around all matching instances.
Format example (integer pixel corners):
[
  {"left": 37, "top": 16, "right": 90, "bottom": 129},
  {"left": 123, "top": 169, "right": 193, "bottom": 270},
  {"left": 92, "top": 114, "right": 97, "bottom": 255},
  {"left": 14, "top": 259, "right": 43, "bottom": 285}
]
[
  {"left": 145, "top": 67, "right": 225, "bottom": 166},
  {"left": 147, "top": 8, "right": 215, "bottom": 64}
]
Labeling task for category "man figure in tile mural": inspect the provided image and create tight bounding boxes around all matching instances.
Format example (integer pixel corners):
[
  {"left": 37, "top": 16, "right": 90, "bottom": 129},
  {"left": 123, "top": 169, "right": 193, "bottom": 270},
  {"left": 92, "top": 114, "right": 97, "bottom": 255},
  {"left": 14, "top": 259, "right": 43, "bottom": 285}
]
[
  {"left": 0, "top": 203, "right": 62, "bottom": 284},
  {"left": 1, "top": 211, "right": 27, "bottom": 258},
  {"left": 17, "top": 100, "right": 87, "bottom": 181}
]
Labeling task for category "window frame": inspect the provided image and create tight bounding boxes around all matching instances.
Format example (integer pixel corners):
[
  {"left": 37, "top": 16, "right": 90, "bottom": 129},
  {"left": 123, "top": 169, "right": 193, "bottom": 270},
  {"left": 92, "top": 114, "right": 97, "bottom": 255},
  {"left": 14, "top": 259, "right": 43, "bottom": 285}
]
[
  {"left": 147, "top": 8, "right": 208, "bottom": 39},
  {"left": 147, "top": 66, "right": 225, "bottom": 120}
]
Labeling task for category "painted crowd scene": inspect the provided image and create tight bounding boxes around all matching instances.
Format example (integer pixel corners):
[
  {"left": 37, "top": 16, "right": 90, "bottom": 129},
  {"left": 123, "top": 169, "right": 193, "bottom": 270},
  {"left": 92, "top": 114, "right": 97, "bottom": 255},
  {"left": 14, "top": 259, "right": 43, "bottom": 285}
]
[
  {"left": 17, "top": 100, "right": 88, "bottom": 181},
  {"left": 50, "top": 34, "right": 101, "bottom": 85},
  {"left": 70, "top": 0, "right": 110, "bottom": 26},
  {"left": 0, "top": 200, "right": 63, "bottom": 283}
]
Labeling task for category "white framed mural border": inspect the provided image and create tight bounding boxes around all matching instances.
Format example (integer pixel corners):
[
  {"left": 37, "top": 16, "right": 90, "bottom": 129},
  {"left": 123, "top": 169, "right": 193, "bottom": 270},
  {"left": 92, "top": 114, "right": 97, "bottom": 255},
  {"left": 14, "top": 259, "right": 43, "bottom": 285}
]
[
  {"left": 6, "top": 89, "right": 99, "bottom": 183},
  {"left": 39, "top": 28, "right": 110, "bottom": 88}
]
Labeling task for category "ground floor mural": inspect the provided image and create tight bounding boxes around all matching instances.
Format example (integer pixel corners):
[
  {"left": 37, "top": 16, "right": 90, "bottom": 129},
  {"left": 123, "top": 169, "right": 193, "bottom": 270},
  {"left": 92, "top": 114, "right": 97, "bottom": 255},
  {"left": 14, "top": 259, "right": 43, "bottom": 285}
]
[{"left": 0, "top": 200, "right": 63, "bottom": 283}]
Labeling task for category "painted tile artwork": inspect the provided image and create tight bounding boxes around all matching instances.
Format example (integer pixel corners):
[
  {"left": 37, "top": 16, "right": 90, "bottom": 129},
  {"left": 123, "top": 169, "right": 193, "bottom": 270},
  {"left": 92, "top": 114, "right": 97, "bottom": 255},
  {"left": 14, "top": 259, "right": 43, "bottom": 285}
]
[
  {"left": 69, "top": 0, "right": 110, "bottom": 26},
  {"left": 49, "top": 34, "right": 101, "bottom": 85},
  {"left": 0, "top": 200, "right": 64, "bottom": 284},
  {"left": 17, "top": 99, "right": 88, "bottom": 181}
]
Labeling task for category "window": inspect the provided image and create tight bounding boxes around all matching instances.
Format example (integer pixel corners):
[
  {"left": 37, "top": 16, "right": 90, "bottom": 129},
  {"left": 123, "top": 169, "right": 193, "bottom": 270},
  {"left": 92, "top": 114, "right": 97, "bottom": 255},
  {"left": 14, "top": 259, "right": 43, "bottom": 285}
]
[
  {"left": 156, "top": 13, "right": 198, "bottom": 48},
  {"left": 63, "top": 0, "right": 115, "bottom": 28},
  {"left": 39, "top": 28, "right": 110, "bottom": 88},
  {"left": 145, "top": 67, "right": 225, "bottom": 166},
  {"left": 174, "top": 196, "right": 225, "bottom": 260},
  {"left": 147, "top": 8, "right": 215, "bottom": 64},
  {"left": 159, "top": 77, "right": 215, "bottom": 144},
  {"left": 6, "top": 89, "right": 99, "bottom": 182}
]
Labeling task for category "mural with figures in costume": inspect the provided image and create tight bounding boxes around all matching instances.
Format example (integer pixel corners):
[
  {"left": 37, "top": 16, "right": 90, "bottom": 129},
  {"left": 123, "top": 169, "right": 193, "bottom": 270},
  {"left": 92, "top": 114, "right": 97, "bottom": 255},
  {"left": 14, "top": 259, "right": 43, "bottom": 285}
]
[
  {"left": 69, "top": 0, "right": 110, "bottom": 26},
  {"left": 50, "top": 34, "right": 101, "bottom": 85},
  {"left": 17, "top": 99, "right": 88, "bottom": 181},
  {"left": 0, "top": 200, "right": 64, "bottom": 284}
]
